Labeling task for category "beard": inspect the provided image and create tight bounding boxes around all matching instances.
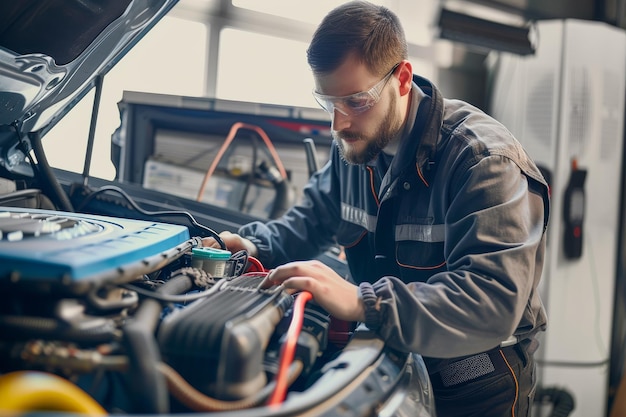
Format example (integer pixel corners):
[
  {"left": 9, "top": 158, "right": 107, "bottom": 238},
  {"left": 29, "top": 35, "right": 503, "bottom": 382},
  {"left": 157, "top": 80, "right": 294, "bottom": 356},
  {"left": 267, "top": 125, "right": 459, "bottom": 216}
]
[{"left": 333, "top": 92, "right": 403, "bottom": 165}]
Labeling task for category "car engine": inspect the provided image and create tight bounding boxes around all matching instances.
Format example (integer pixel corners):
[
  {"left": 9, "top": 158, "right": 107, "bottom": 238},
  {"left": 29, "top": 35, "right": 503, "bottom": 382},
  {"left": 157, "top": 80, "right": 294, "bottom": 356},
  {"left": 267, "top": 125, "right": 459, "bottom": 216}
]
[{"left": 0, "top": 207, "right": 356, "bottom": 415}]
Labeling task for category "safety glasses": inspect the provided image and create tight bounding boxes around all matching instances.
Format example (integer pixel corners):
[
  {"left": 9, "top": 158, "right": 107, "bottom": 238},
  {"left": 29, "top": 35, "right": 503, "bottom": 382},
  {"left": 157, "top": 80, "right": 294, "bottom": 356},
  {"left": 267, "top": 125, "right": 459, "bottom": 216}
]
[{"left": 312, "top": 63, "right": 400, "bottom": 117}]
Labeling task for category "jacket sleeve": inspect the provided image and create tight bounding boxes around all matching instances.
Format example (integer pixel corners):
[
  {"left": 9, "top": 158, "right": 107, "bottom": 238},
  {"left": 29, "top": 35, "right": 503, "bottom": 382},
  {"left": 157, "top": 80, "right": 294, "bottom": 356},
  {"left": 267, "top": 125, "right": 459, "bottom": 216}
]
[
  {"left": 366, "top": 154, "right": 549, "bottom": 358},
  {"left": 238, "top": 150, "right": 343, "bottom": 268}
]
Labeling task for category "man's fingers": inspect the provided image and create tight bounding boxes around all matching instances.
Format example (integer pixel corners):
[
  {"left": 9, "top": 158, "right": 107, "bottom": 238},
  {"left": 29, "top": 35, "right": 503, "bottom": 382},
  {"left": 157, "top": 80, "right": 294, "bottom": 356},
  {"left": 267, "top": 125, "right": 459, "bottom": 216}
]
[
  {"left": 202, "top": 237, "right": 221, "bottom": 248},
  {"left": 261, "top": 267, "right": 312, "bottom": 287},
  {"left": 257, "top": 273, "right": 300, "bottom": 296},
  {"left": 258, "top": 271, "right": 276, "bottom": 289},
  {"left": 280, "top": 276, "right": 314, "bottom": 292}
]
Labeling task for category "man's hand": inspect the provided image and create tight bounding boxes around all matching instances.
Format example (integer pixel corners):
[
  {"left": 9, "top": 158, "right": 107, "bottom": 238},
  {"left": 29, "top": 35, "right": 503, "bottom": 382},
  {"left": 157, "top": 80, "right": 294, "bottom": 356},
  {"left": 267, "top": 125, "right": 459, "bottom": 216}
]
[
  {"left": 202, "top": 231, "right": 258, "bottom": 257},
  {"left": 261, "top": 260, "right": 365, "bottom": 323}
]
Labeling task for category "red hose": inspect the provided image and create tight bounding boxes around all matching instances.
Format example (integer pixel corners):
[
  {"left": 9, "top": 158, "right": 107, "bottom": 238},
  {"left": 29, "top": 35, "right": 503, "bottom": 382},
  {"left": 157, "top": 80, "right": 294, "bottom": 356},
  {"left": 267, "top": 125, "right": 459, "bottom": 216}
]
[
  {"left": 245, "top": 256, "right": 265, "bottom": 273},
  {"left": 267, "top": 291, "right": 313, "bottom": 406}
]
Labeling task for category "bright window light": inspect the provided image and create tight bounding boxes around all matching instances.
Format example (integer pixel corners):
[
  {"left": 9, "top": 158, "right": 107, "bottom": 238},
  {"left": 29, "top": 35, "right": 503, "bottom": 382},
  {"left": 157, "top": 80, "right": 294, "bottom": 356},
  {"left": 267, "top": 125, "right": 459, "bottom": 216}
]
[
  {"left": 232, "top": 0, "right": 361, "bottom": 24},
  {"left": 43, "top": 16, "right": 207, "bottom": 180},
  {"left": 232, "top": 0, "right": 435, "bottom": 46},
  {"left": 217, "top": 28, "right": 317, "bottom": 108}
]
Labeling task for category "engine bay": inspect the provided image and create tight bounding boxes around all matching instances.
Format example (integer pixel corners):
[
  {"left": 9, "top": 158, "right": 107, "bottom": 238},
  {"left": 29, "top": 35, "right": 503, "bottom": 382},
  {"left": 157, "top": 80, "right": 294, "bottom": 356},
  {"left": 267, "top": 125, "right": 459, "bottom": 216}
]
[
  {"left": 0, "top": 206, "right": 366, "bottom": 415},
  {"left": 0, "top": 203, "right": 429, "bottom": 416}
]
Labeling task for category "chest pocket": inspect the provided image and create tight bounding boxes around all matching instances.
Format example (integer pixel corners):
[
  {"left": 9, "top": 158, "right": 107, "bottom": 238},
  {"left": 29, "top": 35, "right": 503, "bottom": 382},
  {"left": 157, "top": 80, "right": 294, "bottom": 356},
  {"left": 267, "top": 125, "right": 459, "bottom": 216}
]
[
  {"left": 394, "top": 220, "right": 447, "bottom": 280},
  {"left": 335, "top": 203, "right": 376, "bottom": 248}
]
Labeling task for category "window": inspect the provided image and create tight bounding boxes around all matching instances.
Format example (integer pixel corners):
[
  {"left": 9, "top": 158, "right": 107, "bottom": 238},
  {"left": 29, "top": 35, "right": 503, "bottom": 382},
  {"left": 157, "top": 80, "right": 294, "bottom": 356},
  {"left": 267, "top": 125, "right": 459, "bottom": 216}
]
[
  {"left": 217, "top": 28, "right": 316, "bottom": 108},
  {"left": 43, "top": 16, "right": 207, "bottom": 179}
]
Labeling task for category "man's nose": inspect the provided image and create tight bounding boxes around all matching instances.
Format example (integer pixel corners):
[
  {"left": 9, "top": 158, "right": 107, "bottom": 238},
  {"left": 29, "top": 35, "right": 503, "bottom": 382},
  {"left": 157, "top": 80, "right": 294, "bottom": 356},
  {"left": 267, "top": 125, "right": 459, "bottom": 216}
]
[{"left": 331, "top": 108, "right": 351, "bottom": 131}]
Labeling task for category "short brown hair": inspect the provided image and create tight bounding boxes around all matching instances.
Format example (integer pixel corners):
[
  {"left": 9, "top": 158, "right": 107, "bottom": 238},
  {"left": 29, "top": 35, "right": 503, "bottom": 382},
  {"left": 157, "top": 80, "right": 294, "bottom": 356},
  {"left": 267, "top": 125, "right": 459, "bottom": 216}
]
[{"left": 307, "top": 1, "right": 408, "bottom": 76}]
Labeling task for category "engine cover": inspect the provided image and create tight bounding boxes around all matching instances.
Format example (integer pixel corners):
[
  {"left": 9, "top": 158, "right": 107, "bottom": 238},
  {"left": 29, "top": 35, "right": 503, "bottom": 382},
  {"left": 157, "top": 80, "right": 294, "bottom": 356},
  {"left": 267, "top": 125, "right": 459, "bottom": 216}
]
[{"left": 157, "top": 274, "right": 292, "bottom": 400}]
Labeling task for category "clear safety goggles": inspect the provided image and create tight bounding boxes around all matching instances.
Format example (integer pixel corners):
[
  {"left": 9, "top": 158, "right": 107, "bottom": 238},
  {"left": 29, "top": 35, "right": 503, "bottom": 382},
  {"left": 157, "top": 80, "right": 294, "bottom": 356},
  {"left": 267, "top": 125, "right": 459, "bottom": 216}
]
[{"left": 312, "top": 63, "right": 400, "bottom": 117}]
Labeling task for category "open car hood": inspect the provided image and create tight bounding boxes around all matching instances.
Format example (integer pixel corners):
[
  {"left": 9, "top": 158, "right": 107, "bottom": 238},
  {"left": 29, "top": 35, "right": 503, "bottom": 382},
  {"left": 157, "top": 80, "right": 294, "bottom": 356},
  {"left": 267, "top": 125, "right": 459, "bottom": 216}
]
[{"left": 0, "top": 0, "right": 178, "bottom": 173}]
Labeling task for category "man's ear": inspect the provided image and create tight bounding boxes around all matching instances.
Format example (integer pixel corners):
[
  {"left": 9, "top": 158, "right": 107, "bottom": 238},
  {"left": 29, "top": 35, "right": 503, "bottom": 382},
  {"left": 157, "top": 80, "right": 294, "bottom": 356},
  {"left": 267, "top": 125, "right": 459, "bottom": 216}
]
[{"left": 398, "top": 60, "right": 413, "bottom": 96}]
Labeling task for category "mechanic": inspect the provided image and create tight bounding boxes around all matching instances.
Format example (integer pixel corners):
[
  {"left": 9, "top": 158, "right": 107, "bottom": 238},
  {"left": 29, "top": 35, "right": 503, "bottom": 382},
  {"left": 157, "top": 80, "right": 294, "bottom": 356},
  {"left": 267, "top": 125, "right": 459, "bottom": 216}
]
[{"left": 204, "top": 1, "right": 549, "bottom": 416}]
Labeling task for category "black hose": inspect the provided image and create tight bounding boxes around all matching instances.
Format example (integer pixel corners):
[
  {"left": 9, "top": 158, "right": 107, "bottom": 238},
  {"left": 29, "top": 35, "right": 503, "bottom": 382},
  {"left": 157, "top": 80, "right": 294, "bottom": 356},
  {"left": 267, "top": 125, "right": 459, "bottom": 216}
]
[
  {"left": 0, "top": 315, "right": 118, "bottom": 343},
  {"left": 535, "top": 386, "right": 576, "bottom": 417},
  {"left": 122, "top": 274, "right": 194, "bottom": 413}
]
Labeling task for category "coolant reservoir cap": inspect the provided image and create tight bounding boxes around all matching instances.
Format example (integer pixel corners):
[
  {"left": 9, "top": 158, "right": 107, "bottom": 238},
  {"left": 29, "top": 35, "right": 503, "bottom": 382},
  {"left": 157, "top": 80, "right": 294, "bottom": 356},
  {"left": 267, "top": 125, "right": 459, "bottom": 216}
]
[{"left": 192, "top": 247, "right": 231, "bottom": 260}]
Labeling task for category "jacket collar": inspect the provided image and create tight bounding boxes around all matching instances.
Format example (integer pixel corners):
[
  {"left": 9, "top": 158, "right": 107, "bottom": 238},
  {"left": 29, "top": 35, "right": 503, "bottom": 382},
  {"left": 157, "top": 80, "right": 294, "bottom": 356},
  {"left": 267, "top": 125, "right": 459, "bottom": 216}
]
[
  {"left": 379, "top": 75, "right": 444, "bottom": 192},
  {"left": 408, "top": 74, "right": 444, "bottom": 171}
]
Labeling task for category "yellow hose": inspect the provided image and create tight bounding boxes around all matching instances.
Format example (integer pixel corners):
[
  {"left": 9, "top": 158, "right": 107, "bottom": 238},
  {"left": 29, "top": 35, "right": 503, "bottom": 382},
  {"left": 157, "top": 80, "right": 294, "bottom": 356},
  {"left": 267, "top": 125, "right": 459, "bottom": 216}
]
[{"left": 0, "top": 371, "right": 107, "bottom": 416}]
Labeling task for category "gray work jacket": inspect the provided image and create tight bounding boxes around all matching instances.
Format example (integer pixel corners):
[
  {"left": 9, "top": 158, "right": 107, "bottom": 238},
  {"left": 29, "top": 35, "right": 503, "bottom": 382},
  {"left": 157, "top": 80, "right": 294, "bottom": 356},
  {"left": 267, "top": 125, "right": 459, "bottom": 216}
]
[{"left": 240, "top": 75, "right": 550, "bottom": 359}]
